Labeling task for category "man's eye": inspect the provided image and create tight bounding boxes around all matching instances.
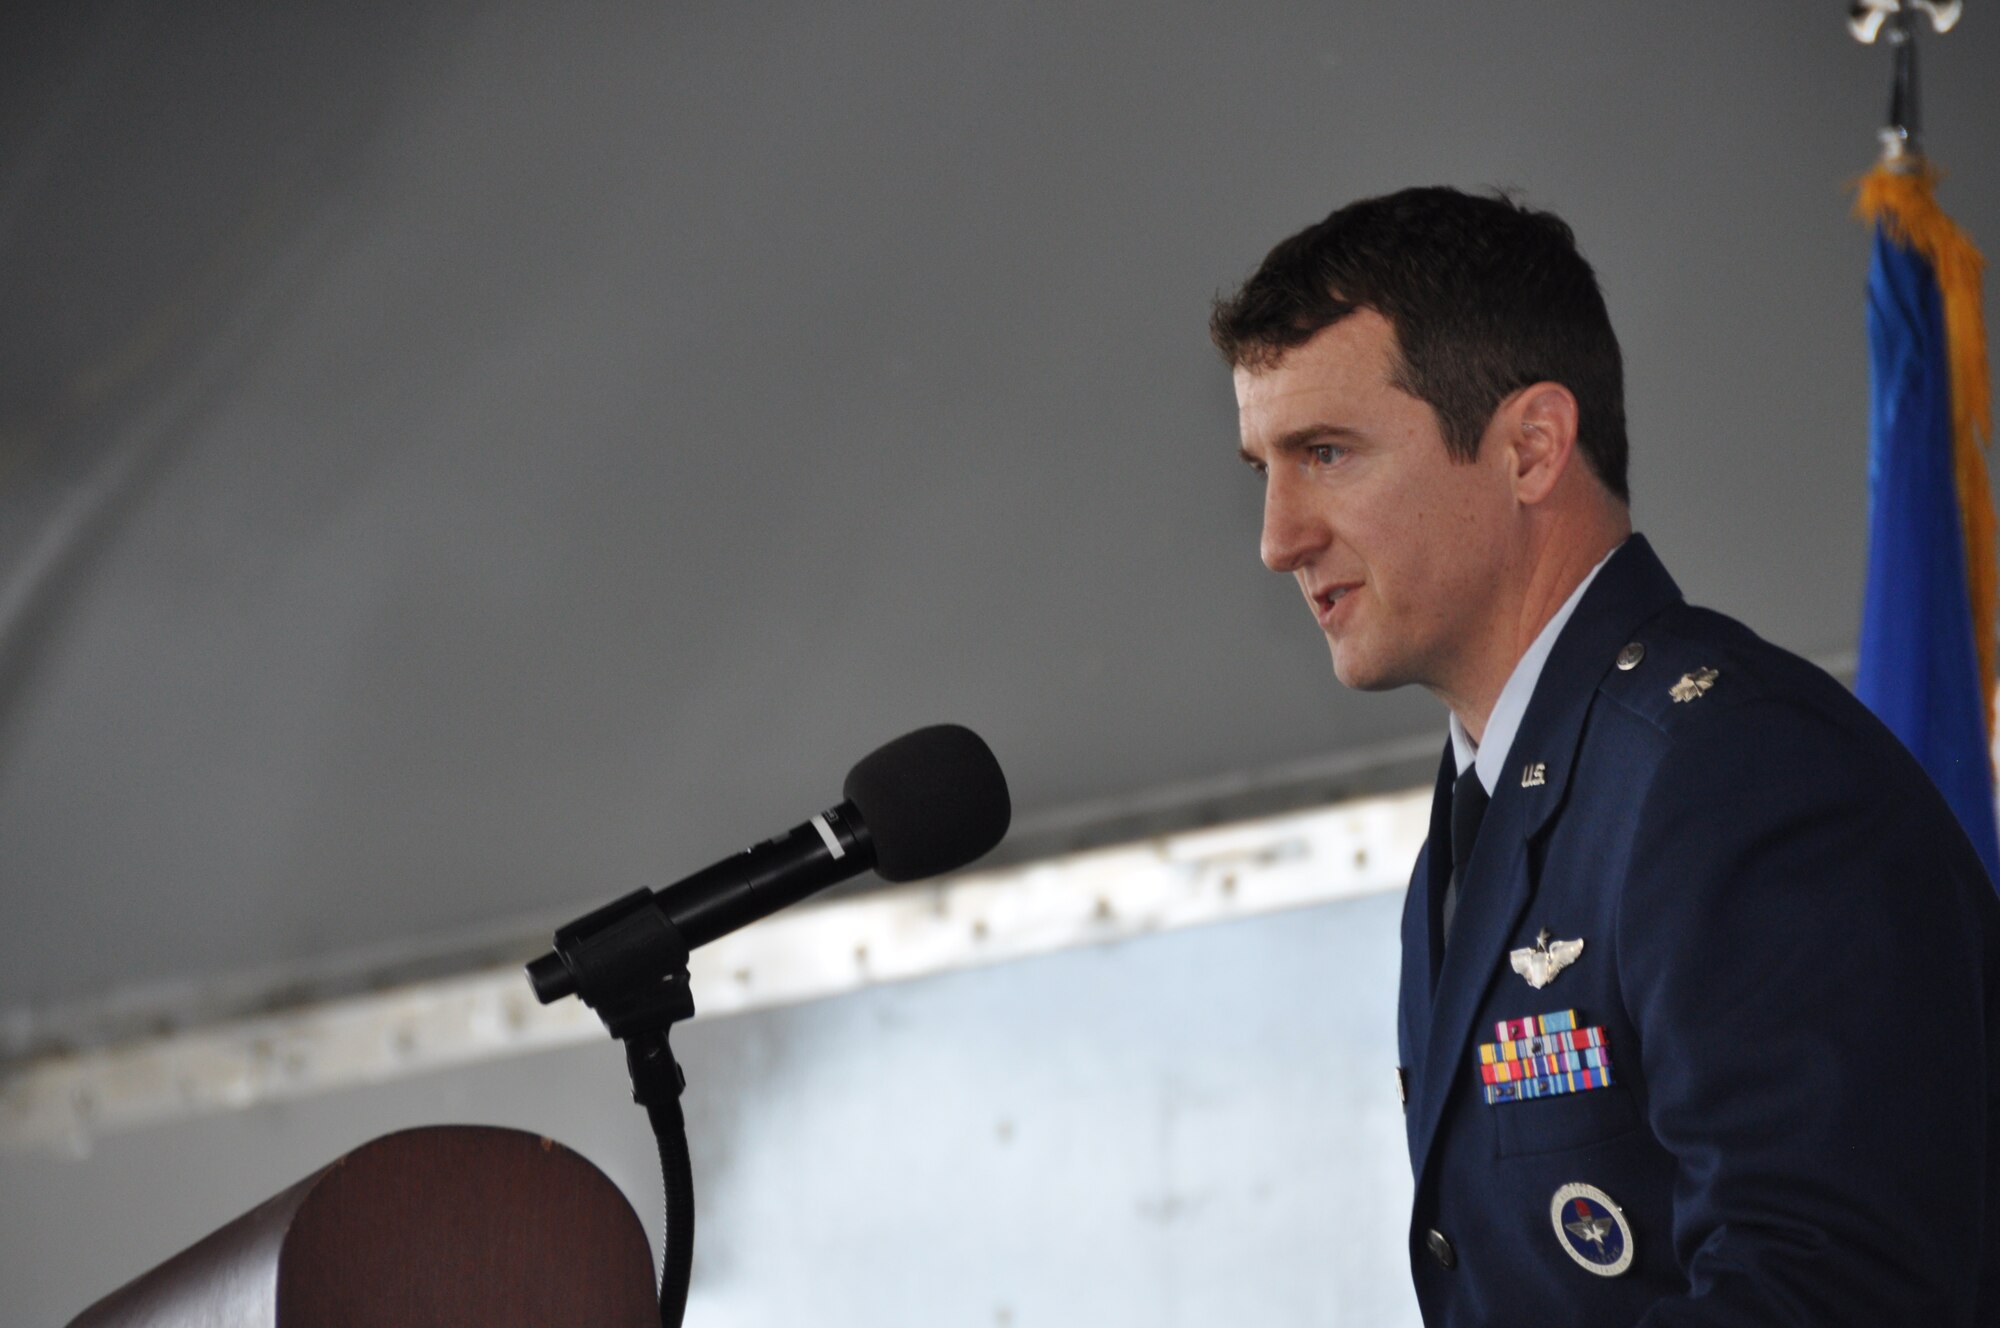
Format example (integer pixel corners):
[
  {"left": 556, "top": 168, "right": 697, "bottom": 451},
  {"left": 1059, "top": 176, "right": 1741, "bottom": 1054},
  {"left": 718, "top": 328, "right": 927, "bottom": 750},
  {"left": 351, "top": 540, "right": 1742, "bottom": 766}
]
[{"left": 1308, "top": 444, "right": 1341, "bottom": 465}]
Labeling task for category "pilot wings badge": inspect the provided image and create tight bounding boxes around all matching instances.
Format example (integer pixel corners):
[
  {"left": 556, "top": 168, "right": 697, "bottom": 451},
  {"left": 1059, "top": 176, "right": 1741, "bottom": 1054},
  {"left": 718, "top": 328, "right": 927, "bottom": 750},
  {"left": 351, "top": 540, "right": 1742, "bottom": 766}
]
[{"left": 1510, "top": 929, "right": 1584, "bottom": 989}]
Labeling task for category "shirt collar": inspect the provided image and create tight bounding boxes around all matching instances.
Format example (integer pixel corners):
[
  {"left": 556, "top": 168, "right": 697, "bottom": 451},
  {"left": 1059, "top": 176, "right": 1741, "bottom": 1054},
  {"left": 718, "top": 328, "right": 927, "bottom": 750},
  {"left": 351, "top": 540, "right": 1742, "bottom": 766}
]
[{"left": 1449, "top": 542, "right": 1622, "bottom": 794}]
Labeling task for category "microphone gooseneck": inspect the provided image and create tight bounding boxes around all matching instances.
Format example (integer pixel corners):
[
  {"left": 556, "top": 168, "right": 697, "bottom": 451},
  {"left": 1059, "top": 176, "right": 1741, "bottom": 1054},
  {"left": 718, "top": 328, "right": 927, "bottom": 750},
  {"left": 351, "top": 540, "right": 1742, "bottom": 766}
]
[{"left": 523, "top": 724, "right": 1008, "bottom": 1328}]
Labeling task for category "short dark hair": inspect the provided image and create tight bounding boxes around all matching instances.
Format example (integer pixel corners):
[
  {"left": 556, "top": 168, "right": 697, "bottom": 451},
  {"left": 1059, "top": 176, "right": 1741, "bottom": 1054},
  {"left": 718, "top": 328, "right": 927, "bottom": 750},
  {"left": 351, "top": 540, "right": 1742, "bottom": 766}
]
[{"left": 1210, "top": 187, "right": 1629, "bottom": 503}]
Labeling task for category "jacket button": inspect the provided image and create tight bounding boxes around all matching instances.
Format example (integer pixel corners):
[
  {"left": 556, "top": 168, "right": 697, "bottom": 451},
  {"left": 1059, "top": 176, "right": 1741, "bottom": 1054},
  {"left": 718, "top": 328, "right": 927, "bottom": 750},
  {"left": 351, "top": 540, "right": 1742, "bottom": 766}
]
[{"left": 1425, "top": 1228, "right": 1457, "bottom": 1270}]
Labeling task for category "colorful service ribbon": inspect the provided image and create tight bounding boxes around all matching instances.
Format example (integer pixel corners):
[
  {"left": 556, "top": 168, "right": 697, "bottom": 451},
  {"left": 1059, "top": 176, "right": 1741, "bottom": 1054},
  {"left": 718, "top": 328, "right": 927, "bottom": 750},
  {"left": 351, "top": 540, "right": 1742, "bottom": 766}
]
[{"left": 1478, "top": 1011, "right": 1616, "bottom": 1105}]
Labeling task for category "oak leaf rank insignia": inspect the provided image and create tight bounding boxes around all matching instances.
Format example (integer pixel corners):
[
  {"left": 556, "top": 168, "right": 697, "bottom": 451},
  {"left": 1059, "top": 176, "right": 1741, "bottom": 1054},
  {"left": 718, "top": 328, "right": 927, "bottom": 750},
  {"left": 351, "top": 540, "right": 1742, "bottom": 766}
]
[{"left": 1668, "top": 666, "right": 1719, "bottom": 703}]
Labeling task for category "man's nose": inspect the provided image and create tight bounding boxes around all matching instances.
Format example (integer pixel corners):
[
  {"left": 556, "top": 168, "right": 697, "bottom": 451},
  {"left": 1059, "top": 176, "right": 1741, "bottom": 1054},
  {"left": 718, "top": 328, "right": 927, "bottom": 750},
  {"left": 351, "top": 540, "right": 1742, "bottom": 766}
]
[{"left": 1260, "top": 480, "right": 1326, "bottom": 573}]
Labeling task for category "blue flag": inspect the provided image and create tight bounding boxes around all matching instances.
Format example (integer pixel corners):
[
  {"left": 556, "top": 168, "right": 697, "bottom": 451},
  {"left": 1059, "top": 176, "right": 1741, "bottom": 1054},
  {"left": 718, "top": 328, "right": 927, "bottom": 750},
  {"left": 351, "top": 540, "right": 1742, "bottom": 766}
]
[{"left": 1855, "top": 219, "right": 2000, "bottom": 886}]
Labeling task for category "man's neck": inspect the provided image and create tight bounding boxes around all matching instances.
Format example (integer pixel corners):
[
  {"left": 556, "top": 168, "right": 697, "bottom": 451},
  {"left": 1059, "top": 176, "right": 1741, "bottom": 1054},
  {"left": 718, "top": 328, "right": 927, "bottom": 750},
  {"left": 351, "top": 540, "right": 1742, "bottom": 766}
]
[{"left": 1440, "top": 526, "right": 1628, "bottom": 744}]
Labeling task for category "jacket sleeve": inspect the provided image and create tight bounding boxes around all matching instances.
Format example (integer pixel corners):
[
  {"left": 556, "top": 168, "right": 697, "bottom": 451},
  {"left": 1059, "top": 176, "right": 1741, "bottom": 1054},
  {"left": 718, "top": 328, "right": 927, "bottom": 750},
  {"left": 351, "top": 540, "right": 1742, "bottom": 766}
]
[{"left": 1619, "top": 700, "right": 1991, "bottom": 1327}]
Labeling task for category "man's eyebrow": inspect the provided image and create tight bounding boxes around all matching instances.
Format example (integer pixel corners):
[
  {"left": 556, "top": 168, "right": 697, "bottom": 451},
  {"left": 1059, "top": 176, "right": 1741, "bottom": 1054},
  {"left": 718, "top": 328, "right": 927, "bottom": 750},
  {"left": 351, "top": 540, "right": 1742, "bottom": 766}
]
[{"left": 1238, "top": 424, "right": 1362, "bottom": 466}]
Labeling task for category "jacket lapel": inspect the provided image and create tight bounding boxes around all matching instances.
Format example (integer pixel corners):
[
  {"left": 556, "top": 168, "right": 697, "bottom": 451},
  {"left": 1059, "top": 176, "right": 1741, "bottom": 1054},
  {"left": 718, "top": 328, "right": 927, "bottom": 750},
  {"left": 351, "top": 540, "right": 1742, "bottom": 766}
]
[
  {"left": 1405, "top": 535, "right": 1684, "bottom": 1182},
  {"left": 1408, "top": 773, "right": 1536, "bottom": 1177},
  {"left": 1398, "top": 743, "right": 1455, "bottom": 1153},
  {"left": 1418, "top": 744, "right": 1453, "bottom": 992}
]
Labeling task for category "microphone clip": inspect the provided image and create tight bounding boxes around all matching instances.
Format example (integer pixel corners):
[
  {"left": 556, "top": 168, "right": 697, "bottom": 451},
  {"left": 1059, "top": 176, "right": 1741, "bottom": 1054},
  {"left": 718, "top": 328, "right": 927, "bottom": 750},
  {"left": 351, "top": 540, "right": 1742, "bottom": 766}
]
[{"left": 534, "top": 888, "right": 696, "bottom": 1052}]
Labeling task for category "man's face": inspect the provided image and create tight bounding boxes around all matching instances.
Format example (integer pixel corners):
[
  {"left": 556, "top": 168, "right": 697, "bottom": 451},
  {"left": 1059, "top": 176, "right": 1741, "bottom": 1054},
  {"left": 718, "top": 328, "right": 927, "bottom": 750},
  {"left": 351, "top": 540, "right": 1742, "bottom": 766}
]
[{"left": 1234, "top": 310, "right": 1517, "bottom": 698}]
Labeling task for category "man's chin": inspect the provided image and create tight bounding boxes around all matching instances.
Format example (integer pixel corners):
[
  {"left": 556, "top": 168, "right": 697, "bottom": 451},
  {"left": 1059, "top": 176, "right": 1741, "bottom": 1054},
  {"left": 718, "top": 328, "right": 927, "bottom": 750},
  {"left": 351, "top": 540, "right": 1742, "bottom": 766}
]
[{"left": 1328, "top": 643, "right": 1404, "bottom": 693}]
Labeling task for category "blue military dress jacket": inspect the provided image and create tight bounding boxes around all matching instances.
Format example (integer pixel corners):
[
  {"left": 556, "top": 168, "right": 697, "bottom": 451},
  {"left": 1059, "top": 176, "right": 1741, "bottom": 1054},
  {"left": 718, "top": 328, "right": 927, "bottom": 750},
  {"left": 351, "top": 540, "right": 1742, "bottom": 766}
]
[{"left": 1396, "top": 534, "right": 2000, "bottom": 1326}]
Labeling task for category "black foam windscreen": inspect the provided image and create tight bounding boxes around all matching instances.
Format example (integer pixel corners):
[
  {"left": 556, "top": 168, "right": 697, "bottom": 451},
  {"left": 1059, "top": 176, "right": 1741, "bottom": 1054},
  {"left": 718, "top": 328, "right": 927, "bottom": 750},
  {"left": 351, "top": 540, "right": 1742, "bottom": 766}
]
[{"left": 842, "top": 724, "right": 1010, "bottom": 882}]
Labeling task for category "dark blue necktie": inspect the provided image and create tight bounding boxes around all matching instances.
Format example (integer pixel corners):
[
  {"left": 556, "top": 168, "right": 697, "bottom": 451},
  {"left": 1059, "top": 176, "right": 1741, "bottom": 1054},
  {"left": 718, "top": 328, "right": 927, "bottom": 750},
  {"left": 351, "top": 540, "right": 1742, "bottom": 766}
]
[{"left": 1442, "top": 765, "right": 1489, "bottom": 942}]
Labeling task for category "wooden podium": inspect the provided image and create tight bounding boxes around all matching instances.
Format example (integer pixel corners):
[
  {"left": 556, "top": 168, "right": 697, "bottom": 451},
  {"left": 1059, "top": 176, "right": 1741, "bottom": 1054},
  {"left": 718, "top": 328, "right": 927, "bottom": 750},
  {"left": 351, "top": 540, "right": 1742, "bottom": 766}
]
[{"left": 66, "top": 1125, "right": 658, "bottom": 1327}]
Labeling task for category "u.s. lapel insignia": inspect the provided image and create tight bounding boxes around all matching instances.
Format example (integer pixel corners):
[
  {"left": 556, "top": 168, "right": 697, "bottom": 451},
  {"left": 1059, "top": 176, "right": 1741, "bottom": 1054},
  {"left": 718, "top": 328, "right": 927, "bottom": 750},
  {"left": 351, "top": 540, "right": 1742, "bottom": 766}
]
[
  {"left": 1510, "top": 928, "right": 1584, "bottom": 989},
  {"left": 1520, "top": 762, "right": 1547, "bottom": 788},
  {"left": 1551, "top": 1183, "right": 1634, "bottom": 1277},
  {"left": 1668, "top": 666, "right": 1719, "bottom": 703}
]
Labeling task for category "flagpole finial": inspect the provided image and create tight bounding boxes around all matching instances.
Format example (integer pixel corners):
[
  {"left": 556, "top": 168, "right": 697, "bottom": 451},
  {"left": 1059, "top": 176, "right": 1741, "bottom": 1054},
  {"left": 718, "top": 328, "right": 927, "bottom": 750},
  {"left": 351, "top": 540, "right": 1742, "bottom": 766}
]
[{"left": 1849, "top": 0, "right": 1962, "bottom": 170}]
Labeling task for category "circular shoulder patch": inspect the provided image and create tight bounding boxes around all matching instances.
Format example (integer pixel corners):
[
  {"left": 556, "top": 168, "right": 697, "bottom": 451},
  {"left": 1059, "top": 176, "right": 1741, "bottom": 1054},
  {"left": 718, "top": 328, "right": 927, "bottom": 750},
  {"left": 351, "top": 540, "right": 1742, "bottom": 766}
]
[{"left": 1549, "top": 1182, "right": 1634, "bottom": 1277}]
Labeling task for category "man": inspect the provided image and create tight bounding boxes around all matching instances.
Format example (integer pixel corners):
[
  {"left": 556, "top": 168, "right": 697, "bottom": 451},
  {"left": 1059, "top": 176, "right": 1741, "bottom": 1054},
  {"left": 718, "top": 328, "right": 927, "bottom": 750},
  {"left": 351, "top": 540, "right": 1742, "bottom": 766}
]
[{"left": 1215, "top": 187, "right": 2000, "bottom": 1325}]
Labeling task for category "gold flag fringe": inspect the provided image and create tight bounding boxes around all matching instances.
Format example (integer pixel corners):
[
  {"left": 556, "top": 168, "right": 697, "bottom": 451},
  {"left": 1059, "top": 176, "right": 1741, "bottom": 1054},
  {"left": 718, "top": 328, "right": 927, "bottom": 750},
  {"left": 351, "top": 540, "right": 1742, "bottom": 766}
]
[{"left": 1856, "top": 163, "right": 1996, "bottom": 741}]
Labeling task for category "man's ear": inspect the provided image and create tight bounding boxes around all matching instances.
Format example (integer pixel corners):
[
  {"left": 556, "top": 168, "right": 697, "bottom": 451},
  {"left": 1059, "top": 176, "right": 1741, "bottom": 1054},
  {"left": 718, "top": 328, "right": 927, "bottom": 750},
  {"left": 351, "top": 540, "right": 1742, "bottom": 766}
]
[{"left": 1507, "top": 382, "right": 1580, "bottom": 506}]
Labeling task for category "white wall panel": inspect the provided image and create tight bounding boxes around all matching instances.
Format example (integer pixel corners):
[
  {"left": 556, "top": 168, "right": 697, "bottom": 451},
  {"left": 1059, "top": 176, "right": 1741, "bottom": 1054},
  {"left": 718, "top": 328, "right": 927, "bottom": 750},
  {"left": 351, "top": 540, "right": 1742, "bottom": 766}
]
[{"left": 5, "top": 893, "right": 1420, "bottom": 1328}]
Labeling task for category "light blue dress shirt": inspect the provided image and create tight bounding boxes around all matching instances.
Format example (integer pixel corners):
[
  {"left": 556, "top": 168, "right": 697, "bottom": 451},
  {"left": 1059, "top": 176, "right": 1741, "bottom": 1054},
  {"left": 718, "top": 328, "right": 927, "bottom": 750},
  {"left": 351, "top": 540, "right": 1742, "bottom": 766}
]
[{"left": 1449, "top": 543, "right": 1622, "bottom": 795}]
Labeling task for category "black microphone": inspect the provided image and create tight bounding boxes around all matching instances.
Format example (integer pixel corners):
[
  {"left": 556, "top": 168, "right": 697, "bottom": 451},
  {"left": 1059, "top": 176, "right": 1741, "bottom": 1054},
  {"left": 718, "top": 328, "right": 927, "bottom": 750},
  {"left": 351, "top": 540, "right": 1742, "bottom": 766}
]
[{"left": 526, "top": 724, "right": 1010, "bottom": 1004}]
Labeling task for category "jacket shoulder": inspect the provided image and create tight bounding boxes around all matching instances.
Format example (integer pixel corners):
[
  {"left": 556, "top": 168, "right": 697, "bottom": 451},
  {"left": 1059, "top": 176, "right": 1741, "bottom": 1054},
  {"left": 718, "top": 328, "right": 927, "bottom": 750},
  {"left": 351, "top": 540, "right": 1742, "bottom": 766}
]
[
  {"left": 1588, "top": 599, "right": 1987, "bottom": 893},
  {"left": 1594, "top": 602, "right": 1862, "bottom": 744}
]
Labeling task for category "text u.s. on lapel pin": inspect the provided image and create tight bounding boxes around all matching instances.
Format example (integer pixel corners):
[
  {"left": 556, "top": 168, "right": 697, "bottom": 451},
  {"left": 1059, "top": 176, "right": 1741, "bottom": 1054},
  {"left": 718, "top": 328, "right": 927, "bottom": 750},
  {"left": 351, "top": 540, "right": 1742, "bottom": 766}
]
[
  {"left": 1520, "top": 761, "right": 1547, "bottom": 787},
  {"left": 1510, "top": 928, "right": 1584, "bottom": 988}
]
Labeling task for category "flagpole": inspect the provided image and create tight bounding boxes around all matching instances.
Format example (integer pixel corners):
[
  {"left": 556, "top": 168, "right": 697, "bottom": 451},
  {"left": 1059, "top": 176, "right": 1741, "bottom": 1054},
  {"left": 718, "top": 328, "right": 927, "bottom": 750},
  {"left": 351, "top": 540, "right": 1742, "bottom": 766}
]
[
  {"left": 1848, "top": 0, "right": 1963, "bottom": 166},
  {"left": 1879, "top": 6, "right": 1920, "bottom": 167}
]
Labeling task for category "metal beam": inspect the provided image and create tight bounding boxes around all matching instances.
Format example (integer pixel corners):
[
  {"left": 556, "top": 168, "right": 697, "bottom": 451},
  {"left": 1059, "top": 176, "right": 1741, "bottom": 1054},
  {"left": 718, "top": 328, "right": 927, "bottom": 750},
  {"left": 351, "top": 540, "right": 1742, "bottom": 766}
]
[{"left": 1, "top": 787, "right": 1428, "bottom": 1155}]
